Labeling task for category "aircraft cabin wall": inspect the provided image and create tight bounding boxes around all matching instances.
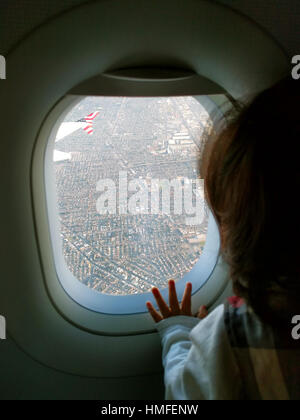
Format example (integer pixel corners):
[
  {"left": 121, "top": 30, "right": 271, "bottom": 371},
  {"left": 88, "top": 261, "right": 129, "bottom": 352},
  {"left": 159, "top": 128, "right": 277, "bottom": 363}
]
[{"left": 0, "top": 0, "right": 298, "bottom": 400}]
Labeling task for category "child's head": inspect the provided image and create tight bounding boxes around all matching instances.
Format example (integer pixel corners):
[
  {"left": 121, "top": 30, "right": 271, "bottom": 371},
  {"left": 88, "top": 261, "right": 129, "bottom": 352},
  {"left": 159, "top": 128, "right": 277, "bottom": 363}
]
[{"left": 201, "top": 76, "right": 299, "bottom": 325}]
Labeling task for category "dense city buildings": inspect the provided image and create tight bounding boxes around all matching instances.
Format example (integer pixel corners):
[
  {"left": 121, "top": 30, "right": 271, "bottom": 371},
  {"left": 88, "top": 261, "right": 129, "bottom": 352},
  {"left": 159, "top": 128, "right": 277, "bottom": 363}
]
[{"left": 54, "top": 96, "right": 213, "bottom": 295}]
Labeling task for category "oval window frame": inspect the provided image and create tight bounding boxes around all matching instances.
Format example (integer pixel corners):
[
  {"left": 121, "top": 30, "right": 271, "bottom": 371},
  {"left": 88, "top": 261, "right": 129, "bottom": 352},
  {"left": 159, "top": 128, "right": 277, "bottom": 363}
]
[{"left": 32, "top": 93, "right": 229, "bottom": 335}]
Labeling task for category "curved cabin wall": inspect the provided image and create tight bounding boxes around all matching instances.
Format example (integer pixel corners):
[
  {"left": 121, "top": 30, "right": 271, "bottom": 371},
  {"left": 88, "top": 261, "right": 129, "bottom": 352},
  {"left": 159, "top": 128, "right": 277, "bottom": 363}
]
[{"left": 0, "top": 0, "right": 290, "bottom": 399}]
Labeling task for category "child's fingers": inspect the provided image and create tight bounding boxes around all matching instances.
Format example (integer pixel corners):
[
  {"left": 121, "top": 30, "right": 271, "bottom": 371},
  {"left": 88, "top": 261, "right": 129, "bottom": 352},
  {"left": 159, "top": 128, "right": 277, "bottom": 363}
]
[
  {"left": 168, "top": 279, "right": 180, "bottom": 315},
  {"left": 181, "top": 282, "right": 192, "bottom": 315},
  {"left": 151, "top": 287, "right": 171, "bottom": 318},
  {"left": 146, "top": 301, "right": 163, "bottom": 323}
]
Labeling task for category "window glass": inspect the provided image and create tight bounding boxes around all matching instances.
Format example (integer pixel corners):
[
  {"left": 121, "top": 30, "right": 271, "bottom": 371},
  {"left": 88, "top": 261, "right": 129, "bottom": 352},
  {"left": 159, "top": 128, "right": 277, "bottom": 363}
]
[{"left": 52, "top": 96, "right": 213, "bottom": 295}]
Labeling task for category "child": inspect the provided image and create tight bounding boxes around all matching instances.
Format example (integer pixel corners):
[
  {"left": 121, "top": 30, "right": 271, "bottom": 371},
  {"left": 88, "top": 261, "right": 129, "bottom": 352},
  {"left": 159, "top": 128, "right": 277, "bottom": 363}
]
[{"left": 146, "top": 76, "right": 300, "bottom": 400}]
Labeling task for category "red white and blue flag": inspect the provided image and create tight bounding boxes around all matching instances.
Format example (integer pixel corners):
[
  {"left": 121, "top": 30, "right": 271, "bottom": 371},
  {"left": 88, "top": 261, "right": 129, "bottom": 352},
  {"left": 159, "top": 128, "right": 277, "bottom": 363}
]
[{"left": 82, "top": 111, "right": 100, "bottom": 135}]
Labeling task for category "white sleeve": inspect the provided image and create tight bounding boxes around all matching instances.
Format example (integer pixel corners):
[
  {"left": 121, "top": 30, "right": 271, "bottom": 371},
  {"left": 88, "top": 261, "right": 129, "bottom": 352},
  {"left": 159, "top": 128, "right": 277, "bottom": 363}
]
[{"left": 156, "top": 304, "right": 242, "bottom": 400}]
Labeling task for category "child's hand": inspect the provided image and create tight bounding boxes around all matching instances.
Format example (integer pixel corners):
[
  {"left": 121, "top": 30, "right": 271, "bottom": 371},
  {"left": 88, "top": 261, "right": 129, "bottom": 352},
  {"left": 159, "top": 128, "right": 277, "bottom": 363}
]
[
  {"left": 196, "top": 304, "right": 208, "bottom": 319},
  {"left": 146, "top": 279, "right": 194, "bottom": 323}
]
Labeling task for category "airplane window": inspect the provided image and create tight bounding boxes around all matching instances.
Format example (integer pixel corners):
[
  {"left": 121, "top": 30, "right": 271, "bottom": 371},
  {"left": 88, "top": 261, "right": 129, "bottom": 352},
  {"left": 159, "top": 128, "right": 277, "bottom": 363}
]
[{"left": 47, "top": 96, "right": 220, "bottom": 303}]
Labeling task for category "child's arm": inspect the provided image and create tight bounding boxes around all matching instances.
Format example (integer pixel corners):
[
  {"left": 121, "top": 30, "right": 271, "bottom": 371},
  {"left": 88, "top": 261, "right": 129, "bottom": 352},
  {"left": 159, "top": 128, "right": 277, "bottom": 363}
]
[
  {"left": 156, "top": 315, "right": 203, "bottom": 399},
  {"left": 146, "top": 280, "right": 241, "bottom": 400}
]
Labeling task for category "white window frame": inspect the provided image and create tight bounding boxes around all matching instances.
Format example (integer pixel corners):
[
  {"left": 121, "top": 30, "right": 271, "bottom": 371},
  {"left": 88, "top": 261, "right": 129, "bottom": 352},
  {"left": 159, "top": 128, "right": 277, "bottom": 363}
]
[{"left": 32, "top": 94, "right": 229, "bottom": 335}]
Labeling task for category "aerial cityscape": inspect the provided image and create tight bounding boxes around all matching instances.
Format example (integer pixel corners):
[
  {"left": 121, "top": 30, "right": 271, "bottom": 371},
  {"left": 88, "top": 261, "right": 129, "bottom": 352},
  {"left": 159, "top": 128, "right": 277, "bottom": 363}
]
[{"left": 53, "top": 96, "right": 213, "bottom": 295}]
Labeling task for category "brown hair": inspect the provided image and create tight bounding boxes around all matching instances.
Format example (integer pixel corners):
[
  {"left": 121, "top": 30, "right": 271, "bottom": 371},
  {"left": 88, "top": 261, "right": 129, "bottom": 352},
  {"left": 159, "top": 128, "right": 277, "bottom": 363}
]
[{"left": 201, "top": 77, "right": 300, "bottom": 325}]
